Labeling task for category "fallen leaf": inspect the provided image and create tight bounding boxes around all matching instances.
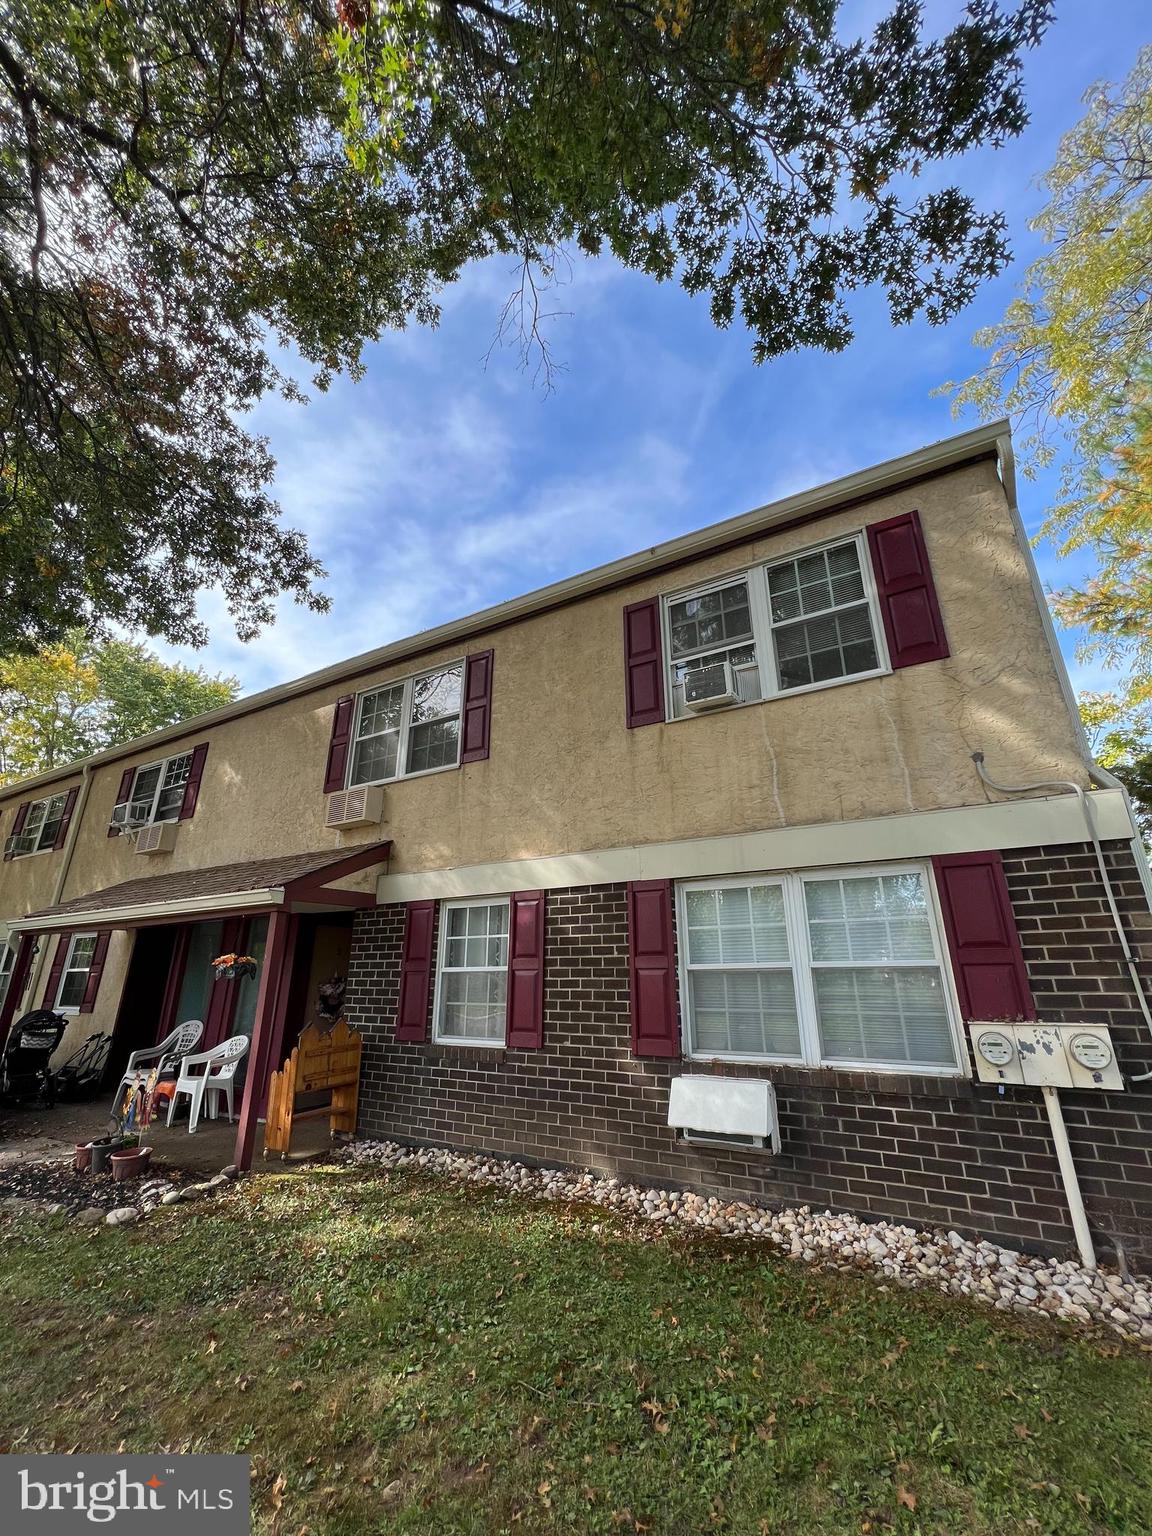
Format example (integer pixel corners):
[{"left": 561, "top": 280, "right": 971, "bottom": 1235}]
[
  {"left": 270, "top": 1474, "right": 286, "bottom": 1511},
  {"left": 1013, "top": 1423, "right": 1032, "bottom": 1440},
  {"left": 896, "top": 1487, "right": 917, "bottom": 1512},
  {"left": 289, "top": 1380, "right": 304, "bottom": 1395}
]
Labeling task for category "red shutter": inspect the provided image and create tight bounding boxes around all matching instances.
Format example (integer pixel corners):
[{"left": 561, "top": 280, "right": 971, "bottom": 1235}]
[
  {"left": 109, "top": 767, "right": 135, "bottom": 837},
  {"left": 178, "top": 743, "right": 209, "bottom": 821},
  {"left": 461, "top": 650, "right": 494, "bottom": 763},
  {"left": 396, "top": 900, "right": 436, "bottom": 1042},
  {"left": 53, "top": 786, "right": 79, "bottom": 850},
  {"left": 866, "top": 510, "right": 949, "bottom": 669},
  {"left": 4, "top": 801, "right": 30, "bottom": 861},
  {"left": 43, "top": 935, "right": 69, "bottom": 1009},
  {"left": 324, "top": 695, "right": 356, "bottom": 793},
  {"left": 627, "top": 879, "right": 680, "bottom": 1057},
  {"left": 932, "top": 851, "right": 1036, "bottom": 1022},
  {"left": 506, "top": 890, "right": 546, "bottom": 1049},
  {"left": 623, "top": 598, "right": 666, "bottom": 728},
  {"left": 79, "top": 931, "right": 111, "bottom": 1013}
]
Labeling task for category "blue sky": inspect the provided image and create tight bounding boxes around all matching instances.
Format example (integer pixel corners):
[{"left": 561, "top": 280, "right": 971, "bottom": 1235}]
[{"left": 160, "top": 2, "right": 1149, "bottom": 702}]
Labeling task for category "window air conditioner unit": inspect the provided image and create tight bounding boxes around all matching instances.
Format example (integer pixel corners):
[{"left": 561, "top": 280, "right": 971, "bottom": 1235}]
[
  {"left": 326, "top": 784, "right": 385, "bottom": 829},
  {"left": 683, "top": 660, "right": 741, "bottom": 712},
  {"left": 110, "top": 801, "right": 150, "bottom": 831},
  {"left": 667, "top": 1075, "right": 781, "bottom": 1154},
  {"left": 3, "top": 832, "right": 35, "bottom": 857},
  {"left": 135, "top": 822, "right": 177, "bottom": 855}
]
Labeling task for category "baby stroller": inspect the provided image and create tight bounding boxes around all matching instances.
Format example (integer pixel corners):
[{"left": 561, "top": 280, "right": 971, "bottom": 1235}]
[
  {"left": 50, "top": 1031, "right": 112, "bottom": 1102},
  {"left": 1, "top": 1010, "right": 67, "bottom": 1108}
]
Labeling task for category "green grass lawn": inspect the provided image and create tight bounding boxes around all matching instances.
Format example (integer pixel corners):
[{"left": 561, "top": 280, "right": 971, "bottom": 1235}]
[{"left": 1, "top": 1163, "right": 1150, "bottom": 1535}]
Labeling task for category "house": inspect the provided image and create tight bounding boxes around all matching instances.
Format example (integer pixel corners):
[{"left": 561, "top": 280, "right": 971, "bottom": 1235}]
[{"left": 2, "top": 421, "right": 1151, "bottom": 1265}]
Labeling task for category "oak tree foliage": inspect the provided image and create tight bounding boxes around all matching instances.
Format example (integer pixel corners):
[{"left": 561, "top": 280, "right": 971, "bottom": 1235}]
[
  {"left": 2, "top": 0, "right": 1052, "bottom": 650},
  {"left": 0, "top": 628, "right": 239, "bottom": 783}
]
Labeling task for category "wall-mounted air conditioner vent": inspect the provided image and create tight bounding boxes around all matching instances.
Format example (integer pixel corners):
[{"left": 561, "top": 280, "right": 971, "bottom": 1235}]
[
  {"left": 3, "top": 832, "right": 35, "bottom": 857},
  {"left": 326, "top": 784, "right": 385, "bottom": 829},
  {"left": 134, "top": 821, "right": 177, "bottom": 855},
  {"left": 667, "top": 1075, "right": 780, "bottom": 1154},
  {"left": 683, "top": 660, "right": 740, "bottom": 712}
]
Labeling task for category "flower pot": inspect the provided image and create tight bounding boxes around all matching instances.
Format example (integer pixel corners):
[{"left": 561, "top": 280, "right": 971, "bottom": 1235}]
[
  {"left": 89, "top": 1138, "right": 126, "bottom": 1175},
  {"left": 74, "top": 1143, "right": 93, "bottom": 1173},
  {"left": 111, "top": 1146, "right": 152, "bottom": 1182}
]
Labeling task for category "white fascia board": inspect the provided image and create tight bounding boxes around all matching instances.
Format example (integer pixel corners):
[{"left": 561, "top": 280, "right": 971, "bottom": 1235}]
[
  {"left": 375, "top": 790, "right": 1135, "bottom": 902},
  {"left": 10, "top": 887, "right": 284, "bottom": 934}
]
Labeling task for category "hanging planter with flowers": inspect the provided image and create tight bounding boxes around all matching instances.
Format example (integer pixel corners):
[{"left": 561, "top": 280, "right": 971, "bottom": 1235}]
[{"left": 212, "top": 952, "right": 258, "bottom": 982}]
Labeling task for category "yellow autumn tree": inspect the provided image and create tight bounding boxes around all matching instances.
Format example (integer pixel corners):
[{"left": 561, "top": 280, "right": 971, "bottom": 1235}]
[{"left": 943, "top": 46, "right": 1152, "bottom": 670}]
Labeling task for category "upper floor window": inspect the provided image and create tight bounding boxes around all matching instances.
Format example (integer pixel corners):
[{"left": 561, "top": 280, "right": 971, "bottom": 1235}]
[
  {"left": 349, "top": 664, "right": 463, "bottom": 787},
  {"left": 678, "top": 864, "right": 960, "bottom": 1073},
  {"left": 127, "top": 752, "right": 193, "bottom": 826},
  {"left": 665, "top": 534, "right": 886, "bottom": 718},
  {"left": 10, "top": 793, "right": 69, "bottom": 857}
]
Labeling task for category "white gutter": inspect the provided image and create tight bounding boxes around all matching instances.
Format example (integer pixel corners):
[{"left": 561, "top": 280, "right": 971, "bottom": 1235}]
[
  {"left": 10, "top": 886, "right": 284, "bottom": 935},
  {"left": 0, "top": 422, "right": 1009, "bottom": 804}
]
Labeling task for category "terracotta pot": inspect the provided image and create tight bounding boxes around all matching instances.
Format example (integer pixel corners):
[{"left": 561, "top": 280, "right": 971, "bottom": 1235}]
[
  {"left": 73, "top": 1143, "right": 93, "bottom": 1173},
  {"left": 110, "top": 1146, "right": 152, "bottom": 1182},
  {"left": 89, "top": 1138, "right": 126, "bottom": 1175}
]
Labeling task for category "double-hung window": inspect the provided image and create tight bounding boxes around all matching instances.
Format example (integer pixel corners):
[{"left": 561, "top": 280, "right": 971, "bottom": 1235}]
[
  {"left": 665, "top": 534, "right": 886, "bottom": 718},
  {"left": 349, "top": 664, "right": 463, "bottom": 787},
  {"left": 127, "top": 753, "right": 192, "bottom": 825},
  {"left": 433, "top": 898, "right": 510, "bottom": 1044},
  {"left": 12, "top": 793, "right": 69, "bottom": 856},
  {"left": 0, "top": 937, "right": 16, "bottom": 1009},
  {"left": 57, "top": 933, "right": 98, "bottom": 1012},
  {"left": 679, "top": 865, "right": 960, "bottom": 1073}
]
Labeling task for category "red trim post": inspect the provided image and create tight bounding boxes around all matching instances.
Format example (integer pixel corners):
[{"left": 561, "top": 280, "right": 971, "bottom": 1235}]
[
  {"left": 158, "top": 926, "right": 193, "bottom": 1040},
  {"left": 0, "top": 933, "right": 36, "bottom": 1046},
  {"left": 234, "top": 908, "right": 292, "bottom": 1171}
]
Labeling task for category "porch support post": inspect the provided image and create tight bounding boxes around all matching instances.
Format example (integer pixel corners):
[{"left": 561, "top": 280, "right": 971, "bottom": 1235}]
[
  {"left": 0, "top": 932, "right": 37, "bottom": 1047},
  {"left": 234, "top": 908, "right": 291, "bottom": 1171},
  {"left": 260, "top": 912, "right": 299, "bottom": 1116}
]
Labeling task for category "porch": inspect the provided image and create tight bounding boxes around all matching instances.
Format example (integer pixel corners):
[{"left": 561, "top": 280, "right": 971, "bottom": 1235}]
[{"left": 0, "top": 842, "right": 390, "bottom": 1170}]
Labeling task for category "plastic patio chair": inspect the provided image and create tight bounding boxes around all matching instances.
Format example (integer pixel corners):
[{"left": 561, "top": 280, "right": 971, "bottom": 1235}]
[
  {"left": 113, "top": 1018, "right": 203, "bottom": 1107},
  {"left": 166, "top": 1034, "right": 250, "bottom": 1133}
]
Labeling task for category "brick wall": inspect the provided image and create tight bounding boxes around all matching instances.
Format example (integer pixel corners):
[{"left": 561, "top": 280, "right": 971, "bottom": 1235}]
[{"left": 346, "top": 842, "right": 1152, "bottom": 1266}]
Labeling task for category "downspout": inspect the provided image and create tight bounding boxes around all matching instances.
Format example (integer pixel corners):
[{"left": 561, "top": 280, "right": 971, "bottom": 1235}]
[
  {"left": 995, "top": 428, "right": 1152, "bottom": 913},
  {"left": 26, "top": 761, "right": 93, "bottom": 1008},
  {"left": 971, "top": 752, "right": 1152, "bottom": 1078}
]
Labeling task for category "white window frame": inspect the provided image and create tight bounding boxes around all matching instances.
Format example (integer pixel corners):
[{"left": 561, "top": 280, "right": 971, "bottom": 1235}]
[
  {"left": 662, "top": 531, "right": 890, "bottom": 720},
  {"left": 11, "top": 792, "right": 69, "bottom": 857},
  {"left": 0, "top": 935, "right": 16, "bottom": 1009},
  {"left": 56, "top": 932, "right": 98, "bottom": 1015},
  {"left": 432, "top": 895, "right": 510, "bottom": 1048},
  {"left": 676, "top": 862, "right": 965, "bottom": 1076},
  {"left": 127, "top": 752, "right": 193, "bottom": 826},
  {"left": 347, "top": 661, "right": 465, "bottom": 790}
]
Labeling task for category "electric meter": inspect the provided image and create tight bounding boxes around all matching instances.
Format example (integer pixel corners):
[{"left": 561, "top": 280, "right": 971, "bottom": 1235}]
[
  {"left": 976, "top": 1031, "right": 1015, "bottom": 1067},
  {"left": 1068, "top": 1033, "right": 1113, "bottom": 1072}
]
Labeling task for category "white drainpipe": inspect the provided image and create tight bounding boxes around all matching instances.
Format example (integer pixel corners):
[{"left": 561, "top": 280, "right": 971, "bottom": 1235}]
[{"left": 26, "top": 761, "right": 93, "bottom": 1007}]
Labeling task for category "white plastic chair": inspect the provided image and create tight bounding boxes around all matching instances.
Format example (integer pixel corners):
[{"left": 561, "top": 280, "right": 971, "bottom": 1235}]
[
  {"left": 113, "top": 1019, "right": 203, "bottom": 1106},
  {"left": 166, "top": 1034, "right": 250, "bottom": 1133}
]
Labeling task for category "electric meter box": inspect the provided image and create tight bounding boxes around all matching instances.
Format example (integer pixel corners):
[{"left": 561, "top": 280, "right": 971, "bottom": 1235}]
[{"left": 968, "top": 1021, "right": 1125, "bottom": 1091}]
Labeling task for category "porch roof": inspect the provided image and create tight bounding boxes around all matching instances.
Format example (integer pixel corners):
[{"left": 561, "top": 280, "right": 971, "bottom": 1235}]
[{"left": 12, "top": 841, "right": 391, "bottom": 933}]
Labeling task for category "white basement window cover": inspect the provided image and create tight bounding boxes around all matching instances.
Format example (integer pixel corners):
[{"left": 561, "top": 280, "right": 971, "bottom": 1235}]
[{"left": 667, "top": 1075, "right": 780, "bottom": 1152}]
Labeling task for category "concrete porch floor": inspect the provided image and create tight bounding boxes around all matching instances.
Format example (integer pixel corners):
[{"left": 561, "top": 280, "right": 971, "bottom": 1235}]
[{"left": 0, "top": 1097, "right": 338, "bottom": 1175}]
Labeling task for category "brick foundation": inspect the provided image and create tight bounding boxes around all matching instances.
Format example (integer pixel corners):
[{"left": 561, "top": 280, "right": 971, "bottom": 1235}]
[{"left": 346, "top": 842, "right": 1152, "bottom": 1267}]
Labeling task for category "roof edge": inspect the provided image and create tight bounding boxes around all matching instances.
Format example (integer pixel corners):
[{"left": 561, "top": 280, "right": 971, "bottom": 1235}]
[{"left": 0, "top": 420, "right": 1009, "bottom": 802}]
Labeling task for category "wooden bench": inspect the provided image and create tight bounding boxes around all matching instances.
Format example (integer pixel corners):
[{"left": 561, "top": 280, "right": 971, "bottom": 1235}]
[{"left": 263, "top": 1018, "right": 362, "bottom": 1160}]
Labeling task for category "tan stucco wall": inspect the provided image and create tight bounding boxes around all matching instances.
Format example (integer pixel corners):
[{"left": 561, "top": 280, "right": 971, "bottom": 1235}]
[
  {"left": 17, "top": 928, "right": 135, "bottom": 1064},
  {"left": 0, "top": 457, "right": 1087, "bottom": 929}
]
